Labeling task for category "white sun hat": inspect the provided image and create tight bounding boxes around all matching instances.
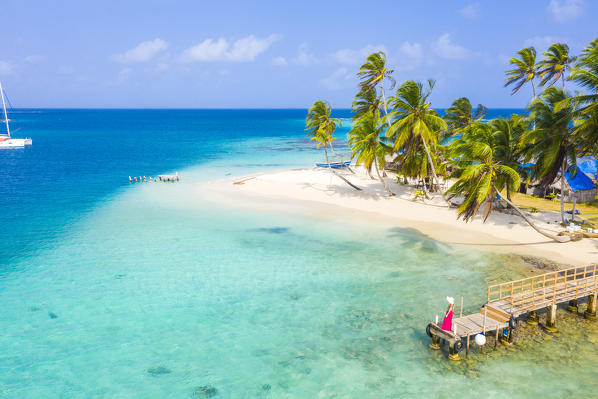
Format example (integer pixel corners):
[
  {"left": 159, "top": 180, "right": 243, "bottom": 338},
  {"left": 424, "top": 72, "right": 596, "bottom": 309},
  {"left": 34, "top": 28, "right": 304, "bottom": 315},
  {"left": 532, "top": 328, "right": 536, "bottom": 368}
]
[{"left": 446, "top": 296, "right": 455, "bottom": 305}]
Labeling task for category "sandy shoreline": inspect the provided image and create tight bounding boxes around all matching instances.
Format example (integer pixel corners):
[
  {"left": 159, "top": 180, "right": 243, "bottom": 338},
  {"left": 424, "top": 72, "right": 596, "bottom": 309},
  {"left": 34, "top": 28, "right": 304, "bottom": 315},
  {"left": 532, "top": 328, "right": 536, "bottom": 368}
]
[{"left": 198, "top": 167, "right": 598, "bottom": 266}]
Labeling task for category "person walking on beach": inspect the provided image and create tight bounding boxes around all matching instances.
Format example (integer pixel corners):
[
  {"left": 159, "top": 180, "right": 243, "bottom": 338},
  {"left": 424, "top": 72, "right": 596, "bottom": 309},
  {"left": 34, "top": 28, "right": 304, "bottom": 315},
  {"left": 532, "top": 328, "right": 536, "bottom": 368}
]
[{"left": 442, "top": 296, "right": 454, "bottom": 331}]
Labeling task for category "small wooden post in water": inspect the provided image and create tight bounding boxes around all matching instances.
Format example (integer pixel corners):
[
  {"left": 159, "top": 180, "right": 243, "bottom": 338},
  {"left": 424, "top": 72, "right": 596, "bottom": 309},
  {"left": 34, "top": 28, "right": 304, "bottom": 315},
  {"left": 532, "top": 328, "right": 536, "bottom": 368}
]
[
  {"left": 466, "top": 334, "right": 470, "bottom": 357},
  {"left": 495, "top": 325, "right": 499, "bottom": 348},
  {"left": 585, "top": 292, "right": 597, "bottom": 319}
]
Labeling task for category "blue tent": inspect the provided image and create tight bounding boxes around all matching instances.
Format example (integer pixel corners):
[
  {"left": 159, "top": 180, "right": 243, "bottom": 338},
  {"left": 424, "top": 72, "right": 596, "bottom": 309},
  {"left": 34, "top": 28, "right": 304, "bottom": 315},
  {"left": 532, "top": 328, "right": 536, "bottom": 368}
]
[{"left": 565, "top": 168, "right": 596, "bottom": 191}]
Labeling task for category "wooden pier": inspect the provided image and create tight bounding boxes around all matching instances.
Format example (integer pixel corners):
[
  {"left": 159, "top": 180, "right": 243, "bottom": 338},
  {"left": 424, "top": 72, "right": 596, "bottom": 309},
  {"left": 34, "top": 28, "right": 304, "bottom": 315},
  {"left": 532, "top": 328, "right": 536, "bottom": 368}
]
[{"left": 427, "top": 264, "right": 598, "bottom": 360}]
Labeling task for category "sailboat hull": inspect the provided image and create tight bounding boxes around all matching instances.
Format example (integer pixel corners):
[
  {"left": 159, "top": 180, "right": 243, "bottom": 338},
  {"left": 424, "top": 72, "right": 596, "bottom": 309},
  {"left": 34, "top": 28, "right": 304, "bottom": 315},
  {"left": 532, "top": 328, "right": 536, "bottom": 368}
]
[{"left": 0, "top": 138, "right": 32, "bottom": 148}]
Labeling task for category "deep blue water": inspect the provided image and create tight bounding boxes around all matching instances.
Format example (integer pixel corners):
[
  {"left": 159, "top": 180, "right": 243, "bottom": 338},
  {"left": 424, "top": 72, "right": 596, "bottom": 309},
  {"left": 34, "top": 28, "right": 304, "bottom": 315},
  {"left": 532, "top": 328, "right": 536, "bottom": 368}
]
[{"left": 0, "top": 109, "right": 315, "bottom": 266}]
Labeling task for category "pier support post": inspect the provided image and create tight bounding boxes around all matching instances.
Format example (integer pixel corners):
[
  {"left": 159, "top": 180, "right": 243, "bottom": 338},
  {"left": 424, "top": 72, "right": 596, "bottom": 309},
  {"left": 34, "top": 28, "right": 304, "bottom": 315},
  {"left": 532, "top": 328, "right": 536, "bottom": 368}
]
[
  {"left": 466, "top": 334, "right": 470, "bottom": 357},
  {"left": 429, "top": 335, "right": 440, "bottom": 350},
  {"left": 448, "top": 346, "right": 461, "bottom": 362},
  {"left": 584, "top": 293, "right": 597, "bottom": 320},
  {"left": 545, "top": 305, "right": 557, "bottom": 332},
  {"left": 527, "top": 310, "right": 538, "bottom": 325},
  {"left": 567, "top": 299, "right": 578, "bottom": 313},
  {"left": 500, "top": 327, "right": 514, "bottom": 346}
]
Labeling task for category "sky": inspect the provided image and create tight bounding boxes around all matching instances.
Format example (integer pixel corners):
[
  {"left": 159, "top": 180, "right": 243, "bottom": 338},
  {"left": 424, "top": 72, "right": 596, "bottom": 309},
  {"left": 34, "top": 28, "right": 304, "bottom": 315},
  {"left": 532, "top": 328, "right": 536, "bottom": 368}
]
[{"left": 1, "top": 0, "right": 596, "bottom": 108}]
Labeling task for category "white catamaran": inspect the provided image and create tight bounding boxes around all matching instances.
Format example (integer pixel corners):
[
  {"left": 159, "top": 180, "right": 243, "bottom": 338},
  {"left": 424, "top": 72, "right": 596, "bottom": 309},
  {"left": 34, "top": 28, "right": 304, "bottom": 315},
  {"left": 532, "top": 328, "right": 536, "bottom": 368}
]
[{"left": 0, "top": 82, "right": 32, "bottom": 149}]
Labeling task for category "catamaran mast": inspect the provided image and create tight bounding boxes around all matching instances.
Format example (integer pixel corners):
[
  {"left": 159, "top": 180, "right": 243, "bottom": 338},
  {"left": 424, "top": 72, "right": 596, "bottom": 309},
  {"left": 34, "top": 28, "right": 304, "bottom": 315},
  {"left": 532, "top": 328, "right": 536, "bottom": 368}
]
[{"left": 0, "top": 82, "right": 11, "bottom": 138}]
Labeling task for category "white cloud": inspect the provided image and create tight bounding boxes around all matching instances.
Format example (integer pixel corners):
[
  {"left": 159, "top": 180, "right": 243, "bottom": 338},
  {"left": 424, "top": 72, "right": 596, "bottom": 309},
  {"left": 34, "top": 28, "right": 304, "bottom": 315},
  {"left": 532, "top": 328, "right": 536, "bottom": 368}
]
[
  {"left": 398, "top": 41, "right": 423, "bottom": 70},
  {"left": 460, "top": 3, "right": 479, "bottom": 18},
  {"left": 293, "top": 43, "right": 318, "bottom": 66},
  {"left": 548, "top": 0, "right": 584, "bottom": 22},
  {"left": 524, "top": 35, "right": 565, "bottom": 50},
  {"left": 24, "top": 55, "right": 45, "bottom": 63},
  {"left": 332, "top": 44, "right": 387, "bottom": 65},
  {"left": 321, "top": 67, "right": 353, "bottom": 90},
  {"left": 114, "top": 39, "right": 168, "bottom": 63},
  {"left": 272, "top": 56, "right": 288, "bottom": 66},
  {"left": 182, "top": 34, "right": 280, "bottom": 62},
  {"left": 0, "top": 61, "right": 14, "bottom": 75},
  {"left": 433, "top": 34, "right": 470, "bottom": 60}
]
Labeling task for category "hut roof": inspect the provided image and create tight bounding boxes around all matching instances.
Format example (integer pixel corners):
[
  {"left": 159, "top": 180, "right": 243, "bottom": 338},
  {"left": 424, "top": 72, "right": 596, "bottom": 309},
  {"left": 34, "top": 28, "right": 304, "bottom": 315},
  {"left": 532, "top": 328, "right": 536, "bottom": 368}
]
[{"left": 564, "top": 169, "right": 596, "bottom": 191}]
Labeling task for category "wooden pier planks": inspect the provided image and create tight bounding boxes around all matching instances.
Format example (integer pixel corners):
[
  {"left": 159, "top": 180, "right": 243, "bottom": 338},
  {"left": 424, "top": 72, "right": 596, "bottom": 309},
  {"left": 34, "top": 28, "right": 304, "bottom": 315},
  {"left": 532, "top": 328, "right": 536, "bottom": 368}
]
[
  {"left": 452, "top": 312, "right": 506, "bottom": 337},
  {"left": 490, "top": 274, "right": 598, "bottom": 317}
]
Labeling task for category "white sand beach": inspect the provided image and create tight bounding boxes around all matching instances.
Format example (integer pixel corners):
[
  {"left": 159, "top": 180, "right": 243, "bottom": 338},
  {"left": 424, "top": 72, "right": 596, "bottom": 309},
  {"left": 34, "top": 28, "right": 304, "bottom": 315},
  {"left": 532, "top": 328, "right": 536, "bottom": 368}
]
[{"left": 199, "top": 167, "right": 598, "bottom": 266}]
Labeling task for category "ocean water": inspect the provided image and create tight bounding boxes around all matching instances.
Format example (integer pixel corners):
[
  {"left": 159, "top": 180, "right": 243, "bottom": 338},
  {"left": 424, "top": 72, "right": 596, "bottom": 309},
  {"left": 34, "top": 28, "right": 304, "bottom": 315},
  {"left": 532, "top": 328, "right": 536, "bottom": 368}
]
[{"left": 2, "top": 109, "right": 598, "bottom": 398}]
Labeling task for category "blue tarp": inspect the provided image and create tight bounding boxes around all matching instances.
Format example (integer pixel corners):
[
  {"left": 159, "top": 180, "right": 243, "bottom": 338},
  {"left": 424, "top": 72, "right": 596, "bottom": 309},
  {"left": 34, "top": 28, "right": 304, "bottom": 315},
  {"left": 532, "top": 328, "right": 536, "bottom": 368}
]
[
  {"left": 565, "top": 168, "right": 596, "bottom": 191},
  {"left": 578, "top": 159, "right": 598, "bottom": 176},
  {"left": 520, "top": 162, "right": 535, "bottom": 169}
]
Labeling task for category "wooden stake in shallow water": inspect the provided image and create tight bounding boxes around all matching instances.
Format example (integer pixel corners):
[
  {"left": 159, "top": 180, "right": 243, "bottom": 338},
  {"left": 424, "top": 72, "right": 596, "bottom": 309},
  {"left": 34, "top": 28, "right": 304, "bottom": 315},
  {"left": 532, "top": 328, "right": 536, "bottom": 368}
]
[
  {"left": 466, "top": 334, "right": 470, "bottom": 357},
  {"left": 495, "top": 325, "right": 499, "bottom": 348}
]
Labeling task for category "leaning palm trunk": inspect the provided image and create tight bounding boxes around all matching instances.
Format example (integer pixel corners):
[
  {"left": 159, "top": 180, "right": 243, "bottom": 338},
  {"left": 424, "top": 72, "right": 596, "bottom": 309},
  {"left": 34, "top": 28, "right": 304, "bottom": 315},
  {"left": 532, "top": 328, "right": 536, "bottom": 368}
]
[
  {"left": 495, "top": 186, "right": 570, "bottom": 243},
  {"left": 366, "top": 165, "right": 375, "bottom": 180},
  {"left": 380, "top": 86, "right": 391, "bottom": 128},
  {"left": 373, "top": 157, "right": 394, "bottom": 196},
  {"left": 420, "top": 137, "right": 449, "bottom": 204},
  {"left": 560, "top": 158, "right": 566, "bottom": 225},
  {"left": 328, "top": 142, "right": 355, "bottom": 174},
  {"left": 324, "top": 146, "right": 361, "bottom": 191}
]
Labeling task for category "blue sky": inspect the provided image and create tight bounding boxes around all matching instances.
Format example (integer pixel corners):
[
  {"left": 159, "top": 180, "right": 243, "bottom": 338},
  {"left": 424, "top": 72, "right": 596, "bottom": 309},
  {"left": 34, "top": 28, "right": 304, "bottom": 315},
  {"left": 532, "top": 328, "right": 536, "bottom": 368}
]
[{"left": 1, "top": 0, "right": 596, "bottom": 108}]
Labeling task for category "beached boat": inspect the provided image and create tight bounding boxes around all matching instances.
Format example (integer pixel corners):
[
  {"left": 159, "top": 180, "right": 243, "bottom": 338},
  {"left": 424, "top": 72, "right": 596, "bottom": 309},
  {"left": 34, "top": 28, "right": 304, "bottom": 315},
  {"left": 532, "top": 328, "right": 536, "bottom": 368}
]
[
  {"left": 315, "top": 160, "right": 351, "bottom": 168},
  {"left": 0, "top": 82, "right": 32, "bottom": 149}
]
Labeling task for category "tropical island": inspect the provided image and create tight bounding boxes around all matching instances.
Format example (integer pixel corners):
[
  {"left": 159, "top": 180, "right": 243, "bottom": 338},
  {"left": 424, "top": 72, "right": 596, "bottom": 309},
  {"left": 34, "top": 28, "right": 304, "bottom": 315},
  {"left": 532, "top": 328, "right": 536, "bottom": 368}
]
[{"left": 202, "top": 39, "right": 598, "bottom": 266}]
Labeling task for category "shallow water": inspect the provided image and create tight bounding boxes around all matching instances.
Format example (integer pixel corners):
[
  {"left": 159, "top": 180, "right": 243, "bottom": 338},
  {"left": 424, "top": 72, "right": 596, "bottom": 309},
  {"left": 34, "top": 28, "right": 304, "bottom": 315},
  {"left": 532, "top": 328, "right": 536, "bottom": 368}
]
[{"left": 2, "top": 110, "right": 598, "bottom": 398}]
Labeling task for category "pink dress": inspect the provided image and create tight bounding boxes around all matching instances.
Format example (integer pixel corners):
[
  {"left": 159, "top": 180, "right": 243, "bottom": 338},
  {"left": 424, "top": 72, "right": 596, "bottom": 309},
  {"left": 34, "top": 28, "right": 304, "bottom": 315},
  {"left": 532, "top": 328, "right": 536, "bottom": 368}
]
[{"left": 441, "top": 309, "right": 453, "bottom": 331}]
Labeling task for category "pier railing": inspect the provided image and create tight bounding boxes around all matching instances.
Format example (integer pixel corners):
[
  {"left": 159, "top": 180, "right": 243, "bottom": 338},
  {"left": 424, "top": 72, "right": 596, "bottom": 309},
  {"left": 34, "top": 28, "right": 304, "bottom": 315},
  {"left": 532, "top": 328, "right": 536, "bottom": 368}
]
[{"left": 487, "top": 264, "right": 598, "bottom": 313}]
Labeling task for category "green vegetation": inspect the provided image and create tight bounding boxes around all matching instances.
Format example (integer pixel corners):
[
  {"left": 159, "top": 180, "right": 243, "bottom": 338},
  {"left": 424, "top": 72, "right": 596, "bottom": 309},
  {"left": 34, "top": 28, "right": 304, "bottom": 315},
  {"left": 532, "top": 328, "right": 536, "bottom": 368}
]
[
  {"left": 509, "top": 192, "right": 598, "bottom": 228},
  {"left": 305, "top": 38, "right": 598, "bottom": 242}
]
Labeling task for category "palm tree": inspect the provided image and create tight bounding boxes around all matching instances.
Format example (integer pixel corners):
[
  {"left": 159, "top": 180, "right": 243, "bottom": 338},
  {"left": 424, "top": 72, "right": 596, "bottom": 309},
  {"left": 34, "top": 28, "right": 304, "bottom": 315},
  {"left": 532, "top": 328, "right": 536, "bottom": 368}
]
[
  {"left": 538, "top": 43, "right": 577, "bottom": 89},
  {"left": 447, "top": 128, "right": 569, "bottom": 243},
  {"left": 356, "top": 52, "right": 395, "bottom": 124},
  {"left": 522, "top": 88, "right": 578, "bottom": 224},
  {"left": 351, "top": 87, "right": 383, "bottom": 120},
  {"left": 351, "top": 87, "right": 384, "bottom": 179},
  {"left": 490, "top": 115, "right": 528, "bottom": 201},
  {"left": 565, "top": 39, "right": 598, "bottom": 141},
  {"left": 387, "top": 80, "right": 448, "bottom": 196},
  {"left": 443, "top": 97, "right": 487, "bottom": 138},
  {"left": 348, "top": 113, "right": 394, "bottom": 196},
  {"left": 505, "top": 47, "right": 538, "bottom": 98},
  {"left": 305, "top": 101, "right": 361, "bottom": 191},
  {"left": 573, "top": 112, "right": 598, "bottom": 156}
]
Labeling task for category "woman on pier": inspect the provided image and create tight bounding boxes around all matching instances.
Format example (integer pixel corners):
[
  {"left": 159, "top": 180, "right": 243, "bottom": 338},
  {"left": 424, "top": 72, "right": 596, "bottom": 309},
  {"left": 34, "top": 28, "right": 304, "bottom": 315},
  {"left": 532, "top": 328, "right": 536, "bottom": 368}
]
[{"left": 442, "top": 296, "right": 454, "bottom": 331}]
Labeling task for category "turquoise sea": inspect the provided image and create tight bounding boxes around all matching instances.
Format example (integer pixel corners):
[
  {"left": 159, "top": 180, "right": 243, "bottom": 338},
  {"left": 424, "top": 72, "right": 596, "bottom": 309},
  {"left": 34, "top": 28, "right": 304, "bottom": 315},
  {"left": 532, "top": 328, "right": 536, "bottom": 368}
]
[{"left": 2, "top": 109, "right": 598, "bottom": 398}]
